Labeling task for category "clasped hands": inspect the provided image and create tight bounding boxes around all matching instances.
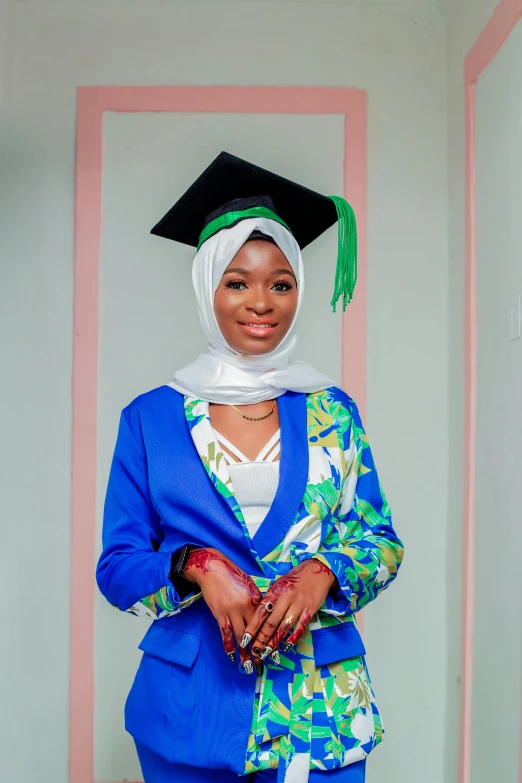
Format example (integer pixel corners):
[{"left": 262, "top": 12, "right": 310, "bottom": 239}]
[{"left": 184, "top": 547, "right": 336, "bottom": 673}]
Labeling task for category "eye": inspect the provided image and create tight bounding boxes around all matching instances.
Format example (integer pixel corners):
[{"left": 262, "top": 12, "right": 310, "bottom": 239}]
[
  {"left": 225, "top": 280, "right": 248, "bottom": 290},
  {"left": 271, "top": 280, "right": 293, "bottom": 292}
]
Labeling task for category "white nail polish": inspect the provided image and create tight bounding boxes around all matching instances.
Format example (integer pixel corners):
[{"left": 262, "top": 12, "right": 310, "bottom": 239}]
[
  {"left": 240, "top": 633, "right": 252, "bottom": 648},
  {"left": 271, "top": 651, "right": 280, "bottom": 665},
  {"left": 260, "top": 647, "right": 272, "bottom": 660},
  {"left": 244, "top": 660, "right": 254, "bottom": 675}
]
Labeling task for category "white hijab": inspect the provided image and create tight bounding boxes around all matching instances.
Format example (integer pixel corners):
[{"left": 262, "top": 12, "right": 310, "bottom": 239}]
[{"left": 168, "top": 217, "right": 334, "bottom": 405}]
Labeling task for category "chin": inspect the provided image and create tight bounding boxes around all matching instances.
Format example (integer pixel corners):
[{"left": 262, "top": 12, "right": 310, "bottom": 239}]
[
  {"left": 235, "top": 343, "right": 275, "bottom": 356},
  {"left": 229, "top": 337, "right": 280, "bottom": 355}
]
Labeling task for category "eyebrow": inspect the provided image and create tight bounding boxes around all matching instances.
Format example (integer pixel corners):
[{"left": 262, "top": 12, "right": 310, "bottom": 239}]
[{"left": 224, "top": 267, "right": 296, "bottom": 278}]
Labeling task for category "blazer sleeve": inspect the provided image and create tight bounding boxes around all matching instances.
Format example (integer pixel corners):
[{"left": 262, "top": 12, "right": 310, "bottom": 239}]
[
  {"left": 96, "top": 407, "right": 201, "bottom": 619},
  {"left": 303, "top": 393, "right": 404, "bottom": 618}
]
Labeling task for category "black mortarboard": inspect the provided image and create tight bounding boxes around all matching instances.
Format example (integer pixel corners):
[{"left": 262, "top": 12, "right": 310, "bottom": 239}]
[{"left": 151, "top": 152, "right": 357, "bottom": 311}]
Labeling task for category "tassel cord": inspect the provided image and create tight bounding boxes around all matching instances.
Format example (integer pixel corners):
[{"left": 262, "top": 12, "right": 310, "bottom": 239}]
[{"left": 328, "top": 195, "right": 358, "bottom": 313}]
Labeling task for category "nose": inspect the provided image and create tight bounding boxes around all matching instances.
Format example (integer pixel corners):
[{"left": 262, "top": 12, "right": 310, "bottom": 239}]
[{"left": 245, "top": 287, "right": 274, "bottom": 316}]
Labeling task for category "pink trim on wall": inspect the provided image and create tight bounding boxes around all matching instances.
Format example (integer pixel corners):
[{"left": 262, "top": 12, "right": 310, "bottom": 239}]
[
  {"left": 461, "top": 4, "right": 522, "bottom": 783},
  {"left": 70, "top": 91, "right": 103, "bottom": 783},
  {"left": 342, "top": 89, "right": 367, "bottom": 420},
  {"left": 72, "top": 86, "right": 368, "bottom": 783}
]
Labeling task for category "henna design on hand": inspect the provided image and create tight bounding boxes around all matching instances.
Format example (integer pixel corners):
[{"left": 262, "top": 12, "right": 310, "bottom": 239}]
[
  {"left": 221, "top": 616, "right": 235, "bottom": 662},
  {"left": 269, "top": 571, "right": 301, "bottom": 595},
  {"left": 185, "top": 548, "right": 220, "bottom": 575},
  {"left": 229, "top": 567, "right": 262, "bottom": 606},
  {"left": 308, "top": 558, "right": 336, "bottom": 590},
  {"left": 268, "top": 613, "right": 296, "bottom": 651},
  {"left": 249, "top": 601, "right": 276, "bottom": 654},
  {"left": 282, "top": 608, "right": 312, "bottom": 651},
  {"left": 186, "top": 548, "right": 262, "bottom": 607},
  {"left": 253, "top": 616, "right": 279, "bottom": 649},
  {"left": 309, "top": 559, "right": 333, "bottom": 577}
]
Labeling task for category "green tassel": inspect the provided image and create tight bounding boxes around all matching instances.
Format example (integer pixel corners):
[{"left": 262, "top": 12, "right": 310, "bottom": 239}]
[{"left": 328, "top": 195, "right": 358, "bottom": 313}]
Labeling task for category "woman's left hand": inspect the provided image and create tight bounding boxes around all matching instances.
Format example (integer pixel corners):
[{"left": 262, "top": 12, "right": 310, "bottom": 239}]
[{"left": 242, "top": 559, "right": 337, "bottom": 664}]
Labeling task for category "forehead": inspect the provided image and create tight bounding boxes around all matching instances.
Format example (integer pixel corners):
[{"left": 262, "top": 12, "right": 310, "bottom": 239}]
[{"left": 227, "top": 240, "right": 293, "bottom": 271}]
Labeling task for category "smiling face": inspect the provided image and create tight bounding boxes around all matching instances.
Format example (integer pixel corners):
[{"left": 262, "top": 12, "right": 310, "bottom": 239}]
[{"left": 213, "top": 238, "right": 299, "bottom": 355}]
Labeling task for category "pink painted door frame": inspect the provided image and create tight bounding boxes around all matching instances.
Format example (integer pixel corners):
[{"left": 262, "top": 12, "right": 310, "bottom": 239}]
[
  {"left": 461, "top": 4, "right": 522, "bottom": 783},
  {"left": 72, "top": 86, "right": 367, "bottom": 783}
]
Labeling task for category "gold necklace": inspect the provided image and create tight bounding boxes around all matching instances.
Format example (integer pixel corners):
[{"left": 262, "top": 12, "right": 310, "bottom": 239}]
[{"left": 231, "top": 400, "right": 277, "bottom": 422}]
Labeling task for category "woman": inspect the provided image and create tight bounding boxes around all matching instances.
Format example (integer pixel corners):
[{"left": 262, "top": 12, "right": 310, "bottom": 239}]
[{"left": 96, "top": 152, "right": 404, "bottom": 783}]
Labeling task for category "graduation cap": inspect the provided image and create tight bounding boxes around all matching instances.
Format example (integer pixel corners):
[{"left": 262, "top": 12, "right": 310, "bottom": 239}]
[{"left": 151, "top": 151, "right": 358, "bottom": 312}]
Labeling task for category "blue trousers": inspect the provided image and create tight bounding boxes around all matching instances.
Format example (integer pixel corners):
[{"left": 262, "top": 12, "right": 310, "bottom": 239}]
[{"left": 136, "top": 743, "right": 366, "bottom": 783}]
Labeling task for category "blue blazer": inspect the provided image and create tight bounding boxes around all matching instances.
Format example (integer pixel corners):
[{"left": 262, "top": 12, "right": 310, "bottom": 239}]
[{"left": 96, "top": 386, "right": 399, "bottom": 772}]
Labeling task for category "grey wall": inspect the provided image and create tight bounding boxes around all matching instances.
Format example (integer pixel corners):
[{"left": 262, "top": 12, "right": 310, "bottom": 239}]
[
  {"left": 1, "top": 2, "right": 448, "bottom": 782},
  {"left": 472, "top": 22, "right": 522, "bottom": 783}
]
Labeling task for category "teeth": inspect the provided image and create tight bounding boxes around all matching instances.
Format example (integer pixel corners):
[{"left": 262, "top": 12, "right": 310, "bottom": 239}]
[{"left": 243, "top": 324, "right": 273, "bottom": 328}]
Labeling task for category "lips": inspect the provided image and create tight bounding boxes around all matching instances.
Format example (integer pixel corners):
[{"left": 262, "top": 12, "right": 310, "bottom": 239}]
[
  {"left": 238, "top": 320, "right": 278, "bottom": 337},
  {"left": 239, "top": 322, "right": 277, "bottom": 328}
]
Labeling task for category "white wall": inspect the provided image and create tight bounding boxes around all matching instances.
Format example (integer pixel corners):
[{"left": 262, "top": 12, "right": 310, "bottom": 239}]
[
  {"left": 1, "top": 2, "right": 448, "bottom": 782},
  {"left": 473, "top": 28, "right": 522, "bottom": 782},
  {"left": 446, "top": 2, "right": 522, "bottom": 782}
]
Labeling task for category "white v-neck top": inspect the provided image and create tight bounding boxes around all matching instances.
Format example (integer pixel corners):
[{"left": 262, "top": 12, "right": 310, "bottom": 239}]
[{"left": 212, "top": 428, "right": 281, "bottom": 538}]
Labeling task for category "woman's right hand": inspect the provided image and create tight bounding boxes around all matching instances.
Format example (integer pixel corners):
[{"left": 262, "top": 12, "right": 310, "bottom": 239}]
[{"left": 184, "top": 547, "right": 262, "bottom": 673}]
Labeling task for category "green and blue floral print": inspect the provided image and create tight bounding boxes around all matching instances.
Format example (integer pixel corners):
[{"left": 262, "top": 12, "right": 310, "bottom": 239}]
[{"left": 121, "top": 386, "right": 403, "bottom": 781}]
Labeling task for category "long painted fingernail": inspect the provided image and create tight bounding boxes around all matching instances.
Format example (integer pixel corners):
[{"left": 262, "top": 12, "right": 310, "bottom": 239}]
[
  {"left": 256, "top": 662, "right": 265, "bottom": 676},
  {"left": 281, "top": 642, "right": 294, "bottom": 652},
  {"left": 228, "top": 651, "right": 236, "bottom": 663},
  {"left": 244, "top": 660, "right": 254, "bottom": 675},
  {"left": 271, "top": 650, "right": 280, "bottom": 664},
  {"left": 260, "top": 646, "right": 272, "bottom": 660},
  {"left": 253, "top": 646, "right": 263, "bottom": 656},
  {"left": 240, "top": 633, "right": 252, "bottom": 648}
]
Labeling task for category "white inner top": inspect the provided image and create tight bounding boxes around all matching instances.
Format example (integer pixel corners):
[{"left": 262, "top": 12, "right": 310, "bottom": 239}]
[{"left": 213, "top": 428, "right": 281, "bottom": 538}]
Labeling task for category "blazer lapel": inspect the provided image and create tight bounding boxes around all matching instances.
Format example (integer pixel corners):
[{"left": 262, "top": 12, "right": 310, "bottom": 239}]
[
  {"left": 184, "top": 392, "right": 309, "bottom": 564},
  {"left": 184, "top": 397, "right": 263, "bottom": 568},
  {"left": 252, "top": 391, "right": 309, "bottom": 560}
]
